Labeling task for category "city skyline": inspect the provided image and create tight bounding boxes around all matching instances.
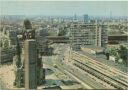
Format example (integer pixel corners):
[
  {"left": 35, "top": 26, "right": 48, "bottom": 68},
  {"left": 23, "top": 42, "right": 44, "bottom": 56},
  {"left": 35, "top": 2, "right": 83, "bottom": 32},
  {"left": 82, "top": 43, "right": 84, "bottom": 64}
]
[{"left": 0, "top": 1, "right": 128, "bottom": 17}]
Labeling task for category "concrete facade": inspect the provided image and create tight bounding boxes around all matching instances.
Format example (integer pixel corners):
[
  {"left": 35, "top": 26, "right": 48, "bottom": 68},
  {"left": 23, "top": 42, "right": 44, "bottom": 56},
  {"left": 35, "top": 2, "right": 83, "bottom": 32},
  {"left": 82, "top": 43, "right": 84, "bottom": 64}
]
[
  {"left": 70, "top": 22, "right": 108, "bottom": 50},
  {"left": 24, "top": 39, "right": 37, "bottom": 90}
]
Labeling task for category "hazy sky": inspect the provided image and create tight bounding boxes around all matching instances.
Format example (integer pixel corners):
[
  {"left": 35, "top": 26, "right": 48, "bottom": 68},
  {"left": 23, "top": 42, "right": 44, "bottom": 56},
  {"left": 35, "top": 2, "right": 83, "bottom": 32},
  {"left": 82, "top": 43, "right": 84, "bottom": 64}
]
[{"left": 0, "top": 1, "right": 128, "bottom": 16}]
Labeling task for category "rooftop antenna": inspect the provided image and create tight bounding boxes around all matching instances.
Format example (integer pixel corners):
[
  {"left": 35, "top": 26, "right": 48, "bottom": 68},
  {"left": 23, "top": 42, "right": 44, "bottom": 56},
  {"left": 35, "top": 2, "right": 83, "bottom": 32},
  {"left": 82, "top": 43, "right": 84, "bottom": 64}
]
[
  {"left": 73, "top": 13, "right": 77, "bottom": 22},
  {"left": 110, "top": 11, "right": 112, "bottom": 19},
  {"left": 74, "top": 14, "right": 77, "bottom": 20}
]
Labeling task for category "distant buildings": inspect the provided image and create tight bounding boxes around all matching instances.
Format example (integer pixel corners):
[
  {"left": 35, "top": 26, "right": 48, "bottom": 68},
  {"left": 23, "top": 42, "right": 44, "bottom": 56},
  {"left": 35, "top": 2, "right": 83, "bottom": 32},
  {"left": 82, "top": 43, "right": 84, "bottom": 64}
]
[
  {"left": 7, "top": 30, "right": 17, "bottom": 45},
  {"left": 84, "top": 14, "right": 89, "bottom": 23},
  {"left": 0, "top": 47, "right": 15, "bottom": 64}
]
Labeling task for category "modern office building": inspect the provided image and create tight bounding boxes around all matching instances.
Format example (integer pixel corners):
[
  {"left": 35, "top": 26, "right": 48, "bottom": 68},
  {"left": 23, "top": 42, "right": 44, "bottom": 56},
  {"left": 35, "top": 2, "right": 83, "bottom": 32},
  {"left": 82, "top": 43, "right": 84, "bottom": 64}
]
[{"left": 84, "top": 14, "right": 89, "bottom": 23}]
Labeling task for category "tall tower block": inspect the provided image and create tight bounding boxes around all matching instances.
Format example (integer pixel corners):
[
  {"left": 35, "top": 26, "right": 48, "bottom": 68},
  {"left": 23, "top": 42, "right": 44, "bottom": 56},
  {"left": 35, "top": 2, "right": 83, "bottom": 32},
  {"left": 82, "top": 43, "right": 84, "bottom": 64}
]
[{"left": 24, "top": 39, "right": 37, "bottom": 90}]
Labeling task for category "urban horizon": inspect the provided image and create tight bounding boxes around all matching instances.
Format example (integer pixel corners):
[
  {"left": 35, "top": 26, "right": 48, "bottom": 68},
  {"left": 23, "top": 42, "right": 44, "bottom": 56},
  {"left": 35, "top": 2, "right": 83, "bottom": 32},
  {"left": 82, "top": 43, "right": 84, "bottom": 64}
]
[{"left": 1, "top": 1, "right": 128, "bottom": 17}]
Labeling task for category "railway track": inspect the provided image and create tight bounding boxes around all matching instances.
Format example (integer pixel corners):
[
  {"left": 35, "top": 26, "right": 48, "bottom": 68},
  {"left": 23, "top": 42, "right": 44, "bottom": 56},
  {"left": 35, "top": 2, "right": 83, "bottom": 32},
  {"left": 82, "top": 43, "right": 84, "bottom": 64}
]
[
  {"left": 72, "top": 51, "right": 128, "bottom": 82},
  {"left": 73, "top": 59, "right": 127, "bottom": 89},
  {"left": 71, "top": 51, "right": 128, "bottom": 89},
  {"left": 72, "top": 53, "right": 128, "bottom": 85},
  {"left": 57, "top": 65, "right": 93, "bottom": 89},
  {"left": 56, "top": 64, "right": 107, "bottom": 89},
  {"left": 72, "top": 51, "right": 128, "bottom": 79}
]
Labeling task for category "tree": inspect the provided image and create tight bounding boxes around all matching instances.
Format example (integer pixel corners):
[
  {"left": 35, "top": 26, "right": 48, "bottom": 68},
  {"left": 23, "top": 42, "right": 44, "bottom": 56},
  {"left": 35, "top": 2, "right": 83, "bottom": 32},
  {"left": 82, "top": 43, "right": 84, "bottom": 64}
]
[
  {"left": 23, "top": 19, "right": 32, "bottom": 29},
  {"left": 58, "top": 29, "right": 67, "bottom": 36},
  {"left": 119, "top": 45, "right": 128, "bottom": 66}
]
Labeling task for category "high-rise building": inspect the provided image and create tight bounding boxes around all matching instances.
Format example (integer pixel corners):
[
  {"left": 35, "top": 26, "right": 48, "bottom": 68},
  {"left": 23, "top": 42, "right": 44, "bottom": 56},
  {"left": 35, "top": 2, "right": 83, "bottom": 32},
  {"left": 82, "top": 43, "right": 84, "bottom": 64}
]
[
  {"left": 84, "top": 14, "right": 89, "bottom": 23},
  {"left": 70, "top": 22, "right": 108, "bottom": 49},
  {"left": 70, "top": 22, "right": 81, "bottom": 51}
]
